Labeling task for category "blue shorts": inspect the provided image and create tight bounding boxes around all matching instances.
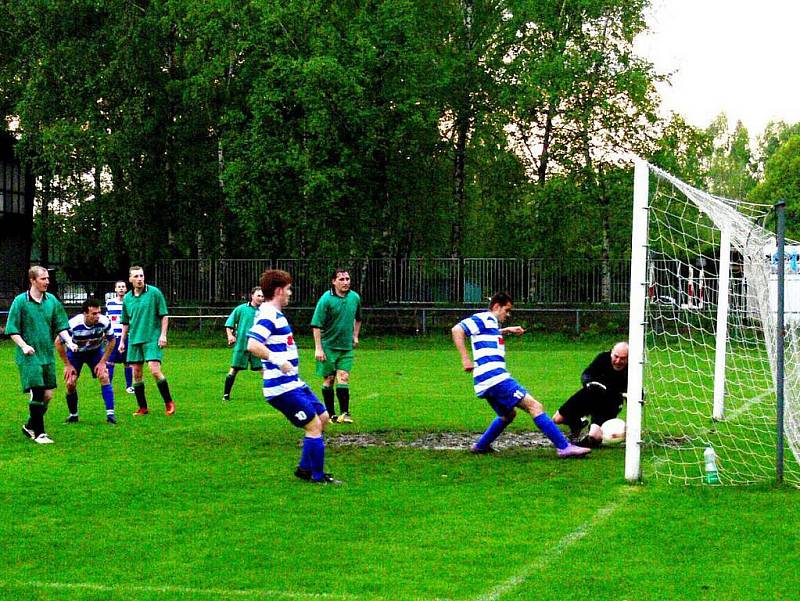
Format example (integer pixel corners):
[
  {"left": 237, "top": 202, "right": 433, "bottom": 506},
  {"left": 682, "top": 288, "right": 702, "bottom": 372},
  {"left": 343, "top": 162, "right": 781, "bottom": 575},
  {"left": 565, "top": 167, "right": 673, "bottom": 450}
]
[
  {"left": 66, "top": 347, "right": 105, "bottom": 379},
  {"left": 480, "top": 378, "right": 528, "bottom": 417},
  {"left": 108, "top": 337, "right": 127, "bottom": 365},
  {"left": 268, "top": 386, "right": 327, "bottom": 427}
]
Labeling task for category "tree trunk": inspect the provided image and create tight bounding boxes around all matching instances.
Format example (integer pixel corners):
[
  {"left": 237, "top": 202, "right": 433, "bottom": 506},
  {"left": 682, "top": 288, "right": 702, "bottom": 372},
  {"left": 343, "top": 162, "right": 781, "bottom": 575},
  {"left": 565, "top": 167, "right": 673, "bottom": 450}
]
[
  {"left": 537, "top": 103, "right": 556, "bottom": 184},
  {"left": 451, "top": 115, "right": 469, "bottom": 259},
  {"left": 40, "top": 176, "right": 51, "bottom": 269}
]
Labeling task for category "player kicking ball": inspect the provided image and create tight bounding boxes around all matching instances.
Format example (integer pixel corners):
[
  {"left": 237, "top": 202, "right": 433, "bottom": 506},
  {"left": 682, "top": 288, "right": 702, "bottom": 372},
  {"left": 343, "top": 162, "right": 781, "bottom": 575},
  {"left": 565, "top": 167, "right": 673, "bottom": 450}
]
[
  {"left": 246, "top": 269, "right": 340, "bottom": 485},
  {"left": 452, "top": 292, "right": 591, "bottom": 458}
]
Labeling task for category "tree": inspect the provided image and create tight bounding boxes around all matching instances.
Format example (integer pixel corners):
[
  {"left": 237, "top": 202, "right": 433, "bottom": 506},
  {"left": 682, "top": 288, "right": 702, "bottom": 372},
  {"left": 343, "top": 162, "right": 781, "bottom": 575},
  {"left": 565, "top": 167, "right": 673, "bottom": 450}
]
[
  {"left": 649, "top": 113, "right": 713, "bottom": 188},
  {"left": 750, "top": 134, "right": 800, "bottom": 241},
  {"left": 704, "top": 114, "right": 757, "bottom": 200}
]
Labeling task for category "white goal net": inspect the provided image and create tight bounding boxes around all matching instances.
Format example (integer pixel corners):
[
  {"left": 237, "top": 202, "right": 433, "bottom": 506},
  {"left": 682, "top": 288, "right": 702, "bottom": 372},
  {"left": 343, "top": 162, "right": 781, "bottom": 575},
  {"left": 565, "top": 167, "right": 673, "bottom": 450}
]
[{"left": 625, "top": 160, "right": 800, "bottom": 486}]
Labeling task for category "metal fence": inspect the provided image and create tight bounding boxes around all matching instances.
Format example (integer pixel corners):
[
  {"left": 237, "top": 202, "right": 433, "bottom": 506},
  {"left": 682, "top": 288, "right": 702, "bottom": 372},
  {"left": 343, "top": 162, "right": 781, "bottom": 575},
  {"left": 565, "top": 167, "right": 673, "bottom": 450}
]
[
  {"left": 146, "top": 257, "right": 633, "bottom": 305},
  {"left": 0, "top": 257, "right": 637, "bottom": 312}
]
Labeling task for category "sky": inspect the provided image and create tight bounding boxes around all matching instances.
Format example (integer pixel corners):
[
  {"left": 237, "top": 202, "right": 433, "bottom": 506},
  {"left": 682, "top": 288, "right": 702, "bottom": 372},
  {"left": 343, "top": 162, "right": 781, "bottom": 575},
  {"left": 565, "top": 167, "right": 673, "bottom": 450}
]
[{"left": 635, "top": 0, "right": 800, "bottom": 138}]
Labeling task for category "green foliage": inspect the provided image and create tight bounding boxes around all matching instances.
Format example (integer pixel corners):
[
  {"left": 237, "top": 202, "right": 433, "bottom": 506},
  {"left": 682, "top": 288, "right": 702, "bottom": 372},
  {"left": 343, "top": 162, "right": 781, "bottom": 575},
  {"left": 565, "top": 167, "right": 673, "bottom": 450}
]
[
  {"left": 649, "top": 113, "right": 713, "bottom": 187},
  {"left": 2, "top": 0, "right": 668, "bottom": 273},
  {"left": 704, "top": 114, "right": 757, "bottom": 199},
  {"left": 750, "top": 134, "right": 800, "bottom": 240}
]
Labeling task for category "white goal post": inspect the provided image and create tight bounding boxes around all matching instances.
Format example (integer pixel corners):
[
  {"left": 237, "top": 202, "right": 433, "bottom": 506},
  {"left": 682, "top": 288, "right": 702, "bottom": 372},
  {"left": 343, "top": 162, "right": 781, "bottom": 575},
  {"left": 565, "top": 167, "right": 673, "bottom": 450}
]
[{"left": 625, "top": 160, "right": 800, "bottom": 486}]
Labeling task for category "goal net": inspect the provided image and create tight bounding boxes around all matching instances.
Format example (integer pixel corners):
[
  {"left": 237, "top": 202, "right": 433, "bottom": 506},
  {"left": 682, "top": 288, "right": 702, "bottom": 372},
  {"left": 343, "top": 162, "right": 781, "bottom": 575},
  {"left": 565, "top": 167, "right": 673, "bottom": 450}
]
[{"left": 625, "top": 160, "right": 800, "bottom": 485}]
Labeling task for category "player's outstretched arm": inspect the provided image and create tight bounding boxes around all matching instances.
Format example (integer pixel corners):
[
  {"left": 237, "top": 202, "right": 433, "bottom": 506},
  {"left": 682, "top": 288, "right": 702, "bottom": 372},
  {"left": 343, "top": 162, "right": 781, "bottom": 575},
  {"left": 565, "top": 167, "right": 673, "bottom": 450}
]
[{"left": 501, "top": 326, "right": 525, "bottom": 336}]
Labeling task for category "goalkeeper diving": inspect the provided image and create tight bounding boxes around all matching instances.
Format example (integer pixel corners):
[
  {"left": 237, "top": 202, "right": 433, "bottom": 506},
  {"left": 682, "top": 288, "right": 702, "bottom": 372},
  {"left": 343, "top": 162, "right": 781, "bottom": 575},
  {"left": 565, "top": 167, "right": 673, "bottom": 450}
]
[{"left": 553, "top": 341, "right": 629, "bottom": 447}]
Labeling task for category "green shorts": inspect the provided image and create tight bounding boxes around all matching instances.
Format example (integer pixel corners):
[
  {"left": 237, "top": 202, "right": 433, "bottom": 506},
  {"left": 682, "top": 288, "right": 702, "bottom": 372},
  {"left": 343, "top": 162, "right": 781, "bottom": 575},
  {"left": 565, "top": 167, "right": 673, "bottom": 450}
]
[
  {"left": 18, "top": 361, "right": 57, "bottom": 392},
  {"left": 315, "top": 347, "right": 355, "bottom": 378},
  {"left": 126, "top": 341, "right": 163, "bottom": 364},
  {"left": 231, "top": 349, "right": 262, "bottom": 371}
]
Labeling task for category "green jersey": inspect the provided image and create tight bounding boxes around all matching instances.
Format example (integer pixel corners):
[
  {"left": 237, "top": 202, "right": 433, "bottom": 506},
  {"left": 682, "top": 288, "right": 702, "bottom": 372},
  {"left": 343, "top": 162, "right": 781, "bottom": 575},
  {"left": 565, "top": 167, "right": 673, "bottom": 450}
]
[
  {"left": 5, "top": 291, "right": 69, "bottom": 366},
  {"left": 225, "top": 302, "right": 258, "bottom": 353},
  {"left": 310, "top": 290, "right": 362, "bottom": 350},
  {"left": 121, "top": 284, "right": 169, "bottom": 345}
]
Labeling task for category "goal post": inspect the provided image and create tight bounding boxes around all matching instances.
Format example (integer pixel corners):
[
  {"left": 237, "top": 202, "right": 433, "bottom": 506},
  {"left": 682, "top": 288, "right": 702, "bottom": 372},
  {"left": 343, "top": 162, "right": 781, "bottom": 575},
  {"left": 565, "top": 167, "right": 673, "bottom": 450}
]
[
  {"left": 712, "top": 227, "right": 731, "bottom": 421},
  {"left": 624, "top": 158, "right": 649, "bottom": 482},
  {"left": 625, "top": 160, "right": 800, "bottom": 486}
]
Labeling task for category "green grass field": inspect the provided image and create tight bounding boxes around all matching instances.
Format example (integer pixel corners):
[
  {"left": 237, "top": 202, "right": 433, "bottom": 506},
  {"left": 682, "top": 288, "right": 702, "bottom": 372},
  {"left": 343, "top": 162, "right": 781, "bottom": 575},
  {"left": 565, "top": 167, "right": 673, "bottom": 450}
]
[{"left": 2, "top": 334, "right": 799, "bottom": 601}]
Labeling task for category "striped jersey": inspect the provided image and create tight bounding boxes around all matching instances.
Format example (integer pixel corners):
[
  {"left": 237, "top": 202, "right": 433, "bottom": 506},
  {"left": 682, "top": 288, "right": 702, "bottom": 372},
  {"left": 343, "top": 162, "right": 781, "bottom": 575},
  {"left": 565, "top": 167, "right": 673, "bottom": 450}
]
[
  {"left": 247, "top": 304, "right": 303, "bottom": 400},
  {"left": 68, "top": 313, "right": 113, "bottom": 353},
  {"left": 458, "top": 311, "right": 510, "bottom": 396},
  {"left": 106, "top": 297, "right": 124, "bottom": 337}
]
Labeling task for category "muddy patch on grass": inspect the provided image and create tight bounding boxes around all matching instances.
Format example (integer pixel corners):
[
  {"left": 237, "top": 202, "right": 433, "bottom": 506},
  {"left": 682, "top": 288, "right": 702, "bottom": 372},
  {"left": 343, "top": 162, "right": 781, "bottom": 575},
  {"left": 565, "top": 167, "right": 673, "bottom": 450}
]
[{"left": 327, "top": 430, "right": 554, "bottom": 451}]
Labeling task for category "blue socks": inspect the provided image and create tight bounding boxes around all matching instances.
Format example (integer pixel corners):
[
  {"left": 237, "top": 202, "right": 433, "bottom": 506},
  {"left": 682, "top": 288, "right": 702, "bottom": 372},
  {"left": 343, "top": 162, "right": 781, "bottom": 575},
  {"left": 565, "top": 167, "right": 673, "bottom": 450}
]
[
  {"left": 299, "top": 437, "right": 314, "bottom": 470},
  {"left": 111, "top": 365, "right": 133, "bottom": 388},
  {"left": 101, "top": 384, "right": 115, "bottom": 415},
  {"left": 476, "top": 417, "right": 509, "bottom": 450},
  {"left": 534, "top": 413, "right": 569, "bottom": 450},
  {"left": 302, "top": 437, "right": 326, "bottom": 481}
]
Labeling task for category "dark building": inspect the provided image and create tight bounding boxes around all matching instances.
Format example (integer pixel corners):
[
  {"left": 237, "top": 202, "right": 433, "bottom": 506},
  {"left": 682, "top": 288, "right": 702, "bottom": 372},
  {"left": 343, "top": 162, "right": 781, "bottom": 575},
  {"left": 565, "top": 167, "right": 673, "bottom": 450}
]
[{"left": 0, "top": 131, "right": 34, "bottom": 308}]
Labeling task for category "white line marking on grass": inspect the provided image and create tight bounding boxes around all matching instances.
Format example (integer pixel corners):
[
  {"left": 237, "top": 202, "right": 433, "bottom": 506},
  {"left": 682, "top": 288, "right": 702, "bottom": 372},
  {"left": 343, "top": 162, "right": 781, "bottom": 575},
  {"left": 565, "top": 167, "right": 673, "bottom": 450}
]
[
  {"left": 471, "top": 487, "right": 635, "bottom": 601},
  {"left": 5, "top": 580, "right": 355, "bottom": 600},
  {"left": 724, "top": 389, "right": 773, "bottom": 422}
]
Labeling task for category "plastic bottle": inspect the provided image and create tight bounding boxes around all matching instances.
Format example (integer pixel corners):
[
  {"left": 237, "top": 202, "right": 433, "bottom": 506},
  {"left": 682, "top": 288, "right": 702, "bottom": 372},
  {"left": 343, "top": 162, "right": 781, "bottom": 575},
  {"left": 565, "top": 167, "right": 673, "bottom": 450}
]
[{"left": 704, "top": 446, "right": 720, "bottom": 484}]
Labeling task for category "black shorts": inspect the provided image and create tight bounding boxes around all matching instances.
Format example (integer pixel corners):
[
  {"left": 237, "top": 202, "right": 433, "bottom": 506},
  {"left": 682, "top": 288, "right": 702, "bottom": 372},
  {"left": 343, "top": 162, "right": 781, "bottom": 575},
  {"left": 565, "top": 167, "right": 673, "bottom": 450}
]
[{"left": 558, "top": 386, "right": 622, "bottom": 425}]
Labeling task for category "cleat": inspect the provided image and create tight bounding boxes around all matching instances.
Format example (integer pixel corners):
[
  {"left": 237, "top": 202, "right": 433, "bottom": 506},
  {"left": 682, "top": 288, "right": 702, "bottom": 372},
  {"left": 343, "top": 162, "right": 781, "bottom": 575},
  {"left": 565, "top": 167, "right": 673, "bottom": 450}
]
[
  {"left": 222, "top": 394, "right": 230, "bottom": 401},
  {"left": 294, "top": 467, "right": 312, "bottom": 481},
  {"left": 133, "top": 408, "right": 149, "bottom": 416},
  {"left": 33, "top": 433, "right": 54, "bottom": 445},
  {"left": 107, "top": 414, "right": 117, "bottom": 424},
  {"left": 125, "top": 386, "right": 135, "bottom": 394},
  {"left": 311, "top": 473, "right": 342, "bottom": 485},
  {"left": 329, "top": 414, "right": 338, "bottom": 424},
  {"left": 165, "top": 401, "right": 175, "bottom": 416},
  {"left": 65, "top": 415, "right": 79, "bottom": 424},
  {"left": 557, "top": 443, "right": 592, "bottom": 458},
  {"left": 337, "top": 412, "right": 353, "bottom": 424},
  {"left": 21, "top": 424, "right": 35, "bottom": 440},
  {"left": 577, "top": 435, "right": 602, "bottom": 449},
  {"left": 568, "top": 418, "right": 590, "bottom": 442},
  {"left": 470, "top": 444, "right": 497, "bottom": 454}
]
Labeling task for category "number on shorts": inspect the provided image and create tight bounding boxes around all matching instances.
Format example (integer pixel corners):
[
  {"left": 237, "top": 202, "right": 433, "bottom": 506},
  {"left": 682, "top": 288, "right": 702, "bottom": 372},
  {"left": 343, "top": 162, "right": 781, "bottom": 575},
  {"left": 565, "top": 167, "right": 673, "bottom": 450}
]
[
  {"left": 513, "top": 390, "right": 524, "bottom": 400},
  {"left": 295, "top": 410, "right": 307, "bottom": 421}
]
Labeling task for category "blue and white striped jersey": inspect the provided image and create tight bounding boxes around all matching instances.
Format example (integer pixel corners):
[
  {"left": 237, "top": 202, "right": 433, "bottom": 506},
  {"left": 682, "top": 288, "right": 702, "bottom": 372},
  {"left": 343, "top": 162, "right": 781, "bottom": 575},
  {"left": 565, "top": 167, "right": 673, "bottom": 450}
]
[
  {"left": 106, "top": 298, "right": 124, "bottom": 337},
  {"left": 246, "top": 304, "right": 303, "bottom": 400},
  {"left": 69, "top": 313, "right": 113, "bottom": 353},
  {"left": 458, "top": 311, "right": 510, "bottom": 396}
]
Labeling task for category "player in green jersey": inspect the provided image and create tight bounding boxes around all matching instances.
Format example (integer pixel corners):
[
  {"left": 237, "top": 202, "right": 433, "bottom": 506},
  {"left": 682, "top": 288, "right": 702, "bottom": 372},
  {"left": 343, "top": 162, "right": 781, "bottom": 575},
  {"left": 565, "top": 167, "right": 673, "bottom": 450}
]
[
  {"left": 222, "top": 286, "right": 265, "bottom": 400},
  {"left": 6, "top": 266, "right": 78, "bottom": 444},
  {"left": 311, "top": 269, "right": 362, "bottom": 423},
  {"left": 118, "top": 266, "right": 175, "bottom": 416}
]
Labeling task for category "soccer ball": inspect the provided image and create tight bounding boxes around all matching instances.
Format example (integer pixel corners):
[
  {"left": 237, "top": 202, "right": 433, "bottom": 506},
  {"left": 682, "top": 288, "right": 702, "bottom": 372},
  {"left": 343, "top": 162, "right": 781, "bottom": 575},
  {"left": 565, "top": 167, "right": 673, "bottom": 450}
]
[{"left": 601, "top": 418, "right": 626, "bottom": 445}]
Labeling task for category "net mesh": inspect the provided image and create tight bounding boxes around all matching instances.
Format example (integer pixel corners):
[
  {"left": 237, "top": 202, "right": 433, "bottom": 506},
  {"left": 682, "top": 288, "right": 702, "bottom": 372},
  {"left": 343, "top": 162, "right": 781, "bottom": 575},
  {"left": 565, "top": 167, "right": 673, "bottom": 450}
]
[{"left": 641, "top": 163, "right": 800, "bottom": 485}]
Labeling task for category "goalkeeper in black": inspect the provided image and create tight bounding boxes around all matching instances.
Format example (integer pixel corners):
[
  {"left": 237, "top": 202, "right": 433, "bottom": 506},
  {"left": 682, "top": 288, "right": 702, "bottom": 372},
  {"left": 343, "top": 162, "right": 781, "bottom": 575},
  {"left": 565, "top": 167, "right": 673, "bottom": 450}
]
[{"left": 553, "top": 341, "right": 628, "bottom": 447}]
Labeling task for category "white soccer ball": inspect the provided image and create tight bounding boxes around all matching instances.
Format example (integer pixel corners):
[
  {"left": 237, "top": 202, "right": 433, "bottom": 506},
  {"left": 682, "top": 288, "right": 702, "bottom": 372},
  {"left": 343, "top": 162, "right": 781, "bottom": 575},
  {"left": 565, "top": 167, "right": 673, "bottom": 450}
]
[{"left": 601, "top": 418, "right": 626, "bottom": 445}]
